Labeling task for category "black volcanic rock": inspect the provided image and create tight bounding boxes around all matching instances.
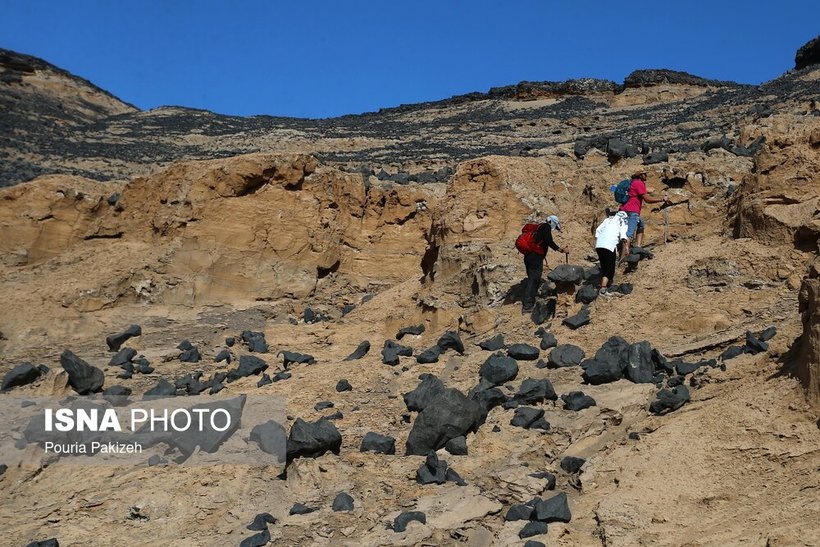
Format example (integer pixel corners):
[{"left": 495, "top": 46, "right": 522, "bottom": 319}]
[
  {"left": 332, "top": 492, "right": 354, "bottom": 512},
  {"left": 393, "top": 511, "right": 426, "bottom": 532},
  {"left": 360, "top": 432, "right": 396, "bottom": 455},
  {"left": 560, "top": 456, "right": 586, "bottom": 474},
  {"left": 624, "top": 68, "right": 740, "bottom": 88},
  {"left": 514, "top": 378, "right": 557, "bottom": 404},
  {"left": 1, "top": 363, "right": 43, "bottom": 391},
  {"left": 479, "top": 333, "right": 505, "bottom": 351},
  {"left": 60, "top": 349, "right": 104, "bottom": 394},
  {"left": 561, "top": 391, "right": 597, "bottom": 411},
  {"left": 396, "top": 324, "right": 425, "bottom": 339},
  {"left": 109, "top": 346, "right": 136, "bottom": 366},
  {"left": 106, "top": 324, "right": 141, "bottom": 351},
  {"left": 403, "top": 373, "right": 445, "bottom": 412},
  {"left": 241, "top": 330, "right": 269, "bottom": 353},
  {"left": 562, "top": 307, "right": 590, "bottom": 329},
  {"left": 479, "top": 353, "right": 519, "bottom": 385},
  {"left": 286, "top": 417, "right": 342, "bottom": 461},
  {"left": 227, "top": 355, "right": 268, "bottom": 381},
  {"left": 506, "top": 343, "right": 539, "bottom": 360},
  {"left": 437, "top": 331, "right": 465, "bottom": 354},
  {"left": 534, "top": 492, "right": 572, "bottom": 523},
  {"left": 382, "top": 340, "right": 413, "bottom": 365},
  {"left": 548, "top": 344, "right": 585, "bottom": 368},
  {"left": 344, "top": 340, "right": 370, "bottom": 361},
  {"left": 406, "top": 388, "right": 483, "bottom": 455},
  {"left": 278, "top": 350, "right": 315, "bottom": 367},
  {"left": 795, "top": 35, "right": 820, "bottom": 70}
]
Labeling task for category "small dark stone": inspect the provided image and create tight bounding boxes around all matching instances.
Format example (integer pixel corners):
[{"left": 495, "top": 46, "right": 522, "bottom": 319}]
[
  {"left": 531, "top": 298, "right": 556, "bottom": 325},
  {"left": 548, "top": 344, "right": 585, "bottom": 368},
  {"left": 214, "top": 348, "right": 231, "bottom": 363},
  {"left": 479, "top": 334, "right": 505, "bottom": 351},
  {"left": 257, "top": 373, "right": 272, "bottom": 387},
  {"left": 341, "top": 303, "right": 356, "bottom": 316},
  {"left": 144, "top": 378, "right": 176, "bottom": 398},
  {"left": 560, "top": 456, "right": 586, "bottom": 474},
  {"left": 575, "top": 284, "right": 599, "bottom": 304},
  {"left": 514, "top": 378, "right": 557, "bottom": 404},
  {"left": 60, "top": 349, "right": 104, "bottom": 394},
  {"left": 628, "top": 432, "right": 641, "bottom": 440},
  {"left": 289, "top": 503, "right": 316, "bottom": 515},
  {"left": 225, "top": 336, "right": 235, "bottom": 347},
  {"left": 325, "top": 411, "right": 343, "bottom": 420},
  {"left": 437, "top": 331, "right": 465, "bottom": 354},
  {"left": 227, "top": 355, "right": 269, "bottom": 381},
  {"left": 446, "top": 467, "right": 467, "bottom": 486},
  {"left": 528, "top": 471, "right": 557, "bottom": 490},
  {"left": 344, "top": 340, "right": 371, "bottom": 361},
  {"left": 562, "top": 307, "right": 591, "bottom": 329},
  {"left": 106, "top": 324, "right": 141, "bottom": 351},
  {"left": 444, "top": 435, "right": 467, "bottom": 456},
  {"left": 177, "top": 340, "right": 193, "bottom": 351},
  {"left": 405, "top": 389, "right": 483, "bottom": 455},
  {"left": 535, "top": 328, "right": 558, "bottom": 350},
  {"left": 396, "top": 325, "right": 425, "bottom": 339},
  {"left": 179, "top": 346, "right": 201, "bottom": 363},
  {"left": 624, "top": 341, "right": 655, "bottom": 383},
  {"left": 147, "top": 454, "right": 163, "bottom": 466},
  {"left": 247, "top": 512, "right": 277, "bottom": 531},
  {"left": 1, "top": 363, "right": 43, "bottom": 391},
  {"left": 479, "top": 352, "right": 519, "bottom": 385},
  {"left": 102, "top": 385, "right": 132, "bottom": 405},
  {"left": 24, "top": 540, "right": 59, "bottom": 547},
  {"left": 519, "top": 521, "right": 548, "bottom": 539},
  {"left": 360, "top": 432, "right": 396, "bottom": 455},
  {"left": 667, "top": 375, "right": 684, "bottom": 387},
  {"left": 649, "top": 385, "right": 690, "bottom": 414},
  {"left": 393, "top": 510, "right": 426, "bottom": 532},
  {"left": 523, "top": 542, "right": 546, "bottom": 547},
  {"left": 0, "top": 463, "right": 7, "bottom": 476},
  {"left": 743, "top": 331, "right": 769, "bottom": 355},
  {"left": 382, "top": 340, "right": 413, "bottom": 365},
  {"left": 719, "top": 345, "right": 744, "bottom": 361},
  {"left": 278, "top": 350, "right": 315, "bottom": 367},
  {"left": 644, "top": 150, "right": 669, "bottom": 164},
  {"left": 561, "top": 391, "right": 597, "bottom": 411},
  {"left": 530, "top": 417, "right": 551, "bottom": 431},
  {"left": 511, "top": 406, "right": 545, "bottom": 429},
  {"left": 506, "top": 343, "right": 540, "bottom": 361},
  {"left": 505, "top": 503, "right": 535, "bottom": 521},
  {"left": 416, "top": 346, "right": 442, "bottom": 364},
  {"left": 416, "top": 451, "right": 448, "bottom": 484},
  {"left": 758, "top": 326, "right": 777, "bottom": 342},
  {"left": 314, "top": 401, "right": 334, "bottom": 411},
  {"left": 675, "top": 360, "right": 704, "bottom": 376},
  {"left": 469, "top": 381, "right": 508, "bottom": 416},
  {"left": 239, "top": 528, "right": 271, "bottom": 547},
  {"left": 241, "top": 330, "right": 269, "bottom": 353},
  {"left": 614, "top": 282, "right": 634, "bottom": 295},
  {"left": 273, "top": 372, "right": 291, "bottom": 382},
  {"left": 336, "top": 379, "right": 352, "bottom": 392},
  {"left": 109, "top": 347, "right": 137, "bottom": 367},
  {"left": 534, "top": 491, "right": 572, "bottom": 523},
  {"left": 492, "top": 425, "right": 501, "bottom": 432}
]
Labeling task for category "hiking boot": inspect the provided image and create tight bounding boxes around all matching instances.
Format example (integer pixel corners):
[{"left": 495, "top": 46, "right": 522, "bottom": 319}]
[{"left": 598, "top": 288, "right": 612, "bottom": 298}]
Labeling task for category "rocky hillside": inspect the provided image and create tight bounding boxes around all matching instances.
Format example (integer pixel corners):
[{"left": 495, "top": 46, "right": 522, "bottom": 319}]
[{"left": 0, "top": 38, "right": 819, "bottom": 547}]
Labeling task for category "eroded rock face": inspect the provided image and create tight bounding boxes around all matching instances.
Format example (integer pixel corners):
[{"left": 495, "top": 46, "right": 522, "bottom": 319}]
[{"left": 798, "top": 265, "right": 820, "bottom": 406}]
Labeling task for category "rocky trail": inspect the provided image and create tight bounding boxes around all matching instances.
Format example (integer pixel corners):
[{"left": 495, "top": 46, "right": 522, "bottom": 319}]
[{"left": 1, "top": 38, "right": 820, "bottom": 547}]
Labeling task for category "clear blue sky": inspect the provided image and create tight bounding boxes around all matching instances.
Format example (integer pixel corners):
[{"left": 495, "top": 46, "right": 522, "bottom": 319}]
[{"left": 1, "top": 1, "right": 817, "bottom": 118}]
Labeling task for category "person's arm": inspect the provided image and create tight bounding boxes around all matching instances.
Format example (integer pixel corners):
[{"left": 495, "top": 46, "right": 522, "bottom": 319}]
[{"left": 641, "top": 184, "right": 667, "bottom": 205}]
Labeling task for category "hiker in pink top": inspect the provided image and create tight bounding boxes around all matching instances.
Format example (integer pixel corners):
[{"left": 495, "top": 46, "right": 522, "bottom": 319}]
[{"left": 618, "top": 171, "right": 666, "bottom": 253}]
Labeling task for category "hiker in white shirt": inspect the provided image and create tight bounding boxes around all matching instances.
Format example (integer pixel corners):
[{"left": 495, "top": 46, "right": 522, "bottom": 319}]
[{"left": 595, "top": 209, "right": 628, "bottom": 297}]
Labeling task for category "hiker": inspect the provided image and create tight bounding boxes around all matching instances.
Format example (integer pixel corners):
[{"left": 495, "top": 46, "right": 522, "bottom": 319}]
[
  {"left": 618, "top": 171, "right": 666, "bottom": 253},
  {"left": 515, "top": 215, "right": 568, "bottom": 312},
  {"left": 595, "top": 209, "right": 628, "bottom": 297}
]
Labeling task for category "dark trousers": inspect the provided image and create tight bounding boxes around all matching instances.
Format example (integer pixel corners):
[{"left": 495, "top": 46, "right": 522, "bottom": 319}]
[
  {"left": 596, "top": 247, "right": 616, "bottom": 287},
  {"left": 523, "top": 253, "right": 543, "bottom": 307}
]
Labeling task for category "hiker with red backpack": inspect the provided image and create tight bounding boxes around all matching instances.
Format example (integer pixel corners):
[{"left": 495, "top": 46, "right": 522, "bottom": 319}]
[
  {"left": 612, "top": 171, "right": 667, "bottom": 255},
  {"left": 515, "top": 215, "right": 568, "bottom": 312}
]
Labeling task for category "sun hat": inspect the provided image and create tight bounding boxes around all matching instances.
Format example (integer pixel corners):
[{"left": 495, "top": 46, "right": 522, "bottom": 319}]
[{"left": 546, "top": 215, "right": 561, "bottom": 231}]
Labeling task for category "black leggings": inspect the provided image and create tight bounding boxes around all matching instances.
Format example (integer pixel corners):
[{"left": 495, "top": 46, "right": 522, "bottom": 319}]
[
  {"left": 523, "top": 252, "right": 543, "bottom": 307},
  {"left": 596, "top": 247, "right": 616, "bottom": 287}
]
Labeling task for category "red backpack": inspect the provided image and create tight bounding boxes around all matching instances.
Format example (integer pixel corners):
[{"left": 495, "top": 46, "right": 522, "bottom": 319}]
[{"left": 515, "top": 223, "right": 545, "bottom": 255}]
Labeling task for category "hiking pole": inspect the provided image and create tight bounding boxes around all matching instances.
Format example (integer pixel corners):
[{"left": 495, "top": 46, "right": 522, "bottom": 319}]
[
  {"left": 662, "top": 191, "right": 669, "bottom": 246},
  {"left": 565, "top": 251, "right": 569, "bottom": 264}
]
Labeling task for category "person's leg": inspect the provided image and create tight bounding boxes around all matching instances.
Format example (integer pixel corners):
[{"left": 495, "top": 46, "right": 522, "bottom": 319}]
[
  {"left": 635, "top": 216, "right": 645, "bottom": 247},
  {"left": 596, "top": 247, "right": 610, "bottom": 289},
  {"left": 602, "top": 248, "right": 616, "bottom": 286},
  {"left": 625, "top": 212, "right": 639, "bottom": 241},
  {"left": 523, "top": 253, "right": 542, "bottom": 309}
]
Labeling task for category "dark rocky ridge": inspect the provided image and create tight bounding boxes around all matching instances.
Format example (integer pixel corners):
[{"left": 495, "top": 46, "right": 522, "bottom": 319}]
[{"left": 2, "top": 41, "right": 819, "bottom": 187}]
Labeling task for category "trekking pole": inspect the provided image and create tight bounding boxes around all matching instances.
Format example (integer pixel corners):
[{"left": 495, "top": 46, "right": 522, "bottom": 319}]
[
  {"left": 565, "top": 251, "right": 569, "bottom": 264},
  {"left": 662, "top": 191, "right": 669, "bottom": 246}
]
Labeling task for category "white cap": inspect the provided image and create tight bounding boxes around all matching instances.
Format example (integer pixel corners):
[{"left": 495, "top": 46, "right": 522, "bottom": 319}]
[{"left": 547, "top": 215, "right": 561, "bottom": 231}]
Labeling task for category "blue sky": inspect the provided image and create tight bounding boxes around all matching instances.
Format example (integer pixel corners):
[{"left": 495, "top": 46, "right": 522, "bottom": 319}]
[{"left": 1, "top": 1, "right": 817, "bottom": 118}]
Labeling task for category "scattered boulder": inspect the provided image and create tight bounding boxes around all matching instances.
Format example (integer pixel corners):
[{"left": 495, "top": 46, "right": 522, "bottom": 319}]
[
  {"left": 561, "top": 391, "right": 597, "bottom": 411},
  {"left": 1, "top": 363, "right": 43, "bottom": 392},
  {"left": 102, "top": 386, "right": 132, "bottom": 406},
  {"left": 106, "top": 324, "right": 141, "bottom": 351},
  {"left": 607, "top": 137, "right": 640, "bottom": 162},
  {"left": 257, "top": 374, "right": 272, "bottom": 387},
  {"left": 278, "top": 350, "right": 315, "bottom": 367},
  {"left": 469, "top": 381, "right": 508, "bottom": 416},
  {"left": 249, "top": 420, "right": 287, "bottom": 456},
  {"left": 286, "top": 417, "right": 342, "bottom": 461},
  {"left": 109, "top": 347, "right": 136, "bottom": 366},
  {"left": 644, "top": 150, "right": 669, "bottom": 165},
  {"left": 548, "top": 345, "right": 585, "bottom": 368},
  {"left": 144, "top": 378, "right": 177, "bottom": 398},
  {"left": 624, "top": 341, "right": 655, "bottom": 383},
  {"left": 227, "top": 355, "right": 268, "bottom": 381},
  {"left": 214, "top": 348, "right": 232, "bottom": 363},
  {"left": 519, "top": 521, "right": 549, "bottom": 539},
  {"left": 511, "top": 406, "right": 545, "bottom": 429},
  {"left": 444, "top": 435, "right": 468, "bottom": 456},
  {"left": 524, "top": 541, "right": 546, "bottom": 547},
  {"left": 289, "top": 503, "right": 316, "bottom": 515},
  {"left": 562, "top": 308, "right": 590, "bottom": 329},
  {"left": 416, "top": 346, "right": 443, "bottom": 364},
  {"left": 416, "top": 451, "right": 448, "bottom": 485},
  {"left": 437, "top": 331, "right": 465, "bottom": 354},
  {"left": 0, "top": 463, "right": 7, "bottom": 476},
  {"left": 179, "top": 344, "right": 201, "bottom": 363},
  {"left": 575, "top": 284, "right": 599, "bottom": 304},
  {"left": 406, "top": 388, "right": 483, "bottom": 455},
  {"left": 336, "top": 379, "right": 352, "bottom": 392},
  {"left": 247, "top": 512, "right": 277, "bottom": 531},
  {"left": 506, "top": 343, "right": 540, "bottom": 361},
  {"left": 403, "top": 374, "right": 445, "bottom": 412},
  {"left": 581, "top": 336, "right": 629, "bottom": 384},
  {"left": 514, "top": 378, "right": 557, "bottom": 404},
  {"left": 531, "top": 298, "right": 556, "bottom": 325},
  {"left": 548, "top": 265, "right": 584, "bottom": 285},
  {"left": 239, "top": 529, "right": 270, "bottom": 547},
  {"left": 649, "top": 385, "right": 690, "bottom": 414},
  {"left": 560, "top": 456, "right": 586, "bottom": 474},
  {"left": 535, "top": 328, "right": 557, "bottom": 350},
  {"left": 241, "top": 331, "right": 269, "bottom": 353},
  {"left": 382, "top": 340, "right": 413, "bottom": 366},
  {"left": 479, "top": 353, "right": 519, "bottom": 385},
  {"left": 479, "top": 334, "right": 505, "bottom": 351},
  {"left": 719, "top": 345, "right": 744, "bottom": 361},
  {"left": 60, "top": 349, "right": 104, "bottom": 394},
  {"left": 344, "top": 340, "right": 370, "bottom": 361},
  {"left": 534, "top": 492, "right": 572, "bottom": 523},
  {"left": 396, "top": 325, "right": 425, "bottom": 339},
  {"left": 393, "top": 511, "right": 427, "bottom": 532},
  {"left": 360, "top": 432, "right": 396, "bottom": 455},
  {"left": 24, "top": 540, "right": 59, "bottom": 547},
  {"left": 332, "top": 492, "right": 354, "bottom": 512},
  {"left": 743, "top": 331, "right": 769, "bottom": 355},
  {"left": 314, "top": 401, "right": 334, "bottom": 411},
  {"left": 759, "top": 326, "right": 777, "bottom": 342},
  {"left": 505, "top": 503, "right": 535, "bottom": 521}
]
